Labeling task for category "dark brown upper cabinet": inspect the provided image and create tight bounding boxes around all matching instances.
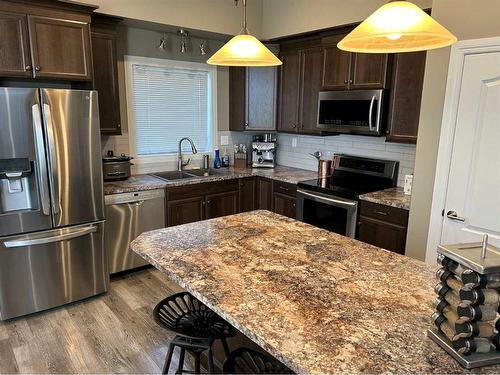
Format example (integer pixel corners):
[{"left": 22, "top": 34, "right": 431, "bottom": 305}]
[
  {"left": 0, "top": 0, "right": 95, "bottom": 81},
  {"left": 277, "top": 49, "right": 300, "bottom": 133},
  {"left": 386, "top": 51, "right": 427, "bottom": 144},
  {"left": 229, "top": 46, "right": 279, "bottom": 132},
  {"left": 0, "top": 11, "right": 32, "bottom": 77},
  {"left": 322, "top": 34, "right": 390, "bottom": 91},
  {"left": 278, "top": 41, "right": 324, "bottom": 135},
  {"left": 91, "top": 14, "right": 122, "bottom": 135},
  {"left": 321, "top": 34, "right": 351, "bottom": 90}
]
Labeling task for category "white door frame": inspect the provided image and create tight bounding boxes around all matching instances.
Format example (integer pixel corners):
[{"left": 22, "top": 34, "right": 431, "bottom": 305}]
[{"left": 425, "top": 36, "right": 500, "bottom": 263}]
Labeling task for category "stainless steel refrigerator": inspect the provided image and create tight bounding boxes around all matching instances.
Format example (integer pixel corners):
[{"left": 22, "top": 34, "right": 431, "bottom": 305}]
[{"left": 0, "top": 88, "right": 107, "bottom": 320}]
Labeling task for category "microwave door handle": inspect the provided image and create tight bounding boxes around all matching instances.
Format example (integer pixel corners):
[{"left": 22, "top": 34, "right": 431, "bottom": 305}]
[
  {"left": 43, "top": 103, "right": 60, "bottom": 215},
  {"left": 32, "top": 105, "right": 51, "bottom": 216},
  {"left": 368, "top": 95, "right": 376, "bottom": 131}
]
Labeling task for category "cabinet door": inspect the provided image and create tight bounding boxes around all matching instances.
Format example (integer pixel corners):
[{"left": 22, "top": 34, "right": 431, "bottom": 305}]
[
  {"left": 273, "top": 193, "right": 297, "bottom": 219},
  {"left": 0, "top": 11, "right": 32, "bottom": 77},
  {"left": 256, "top": 178, "right": 273, "bottom": 210},
  {"left": 299, "top": 46, "right": 323, "bottom": 135},
  {"left": 229, "top": 67, "right": 246, "bottom": 131},
  {"left": 246, "top": 67, "right": 277, "bottom": 130},
  {"left": 91, "top": 30, "right": 121, "bottom": 134},
  {"left": 386, "top": 52, "right": 426, "bottom": 144},
  {"left": 240, "top": 178, "right": 256, "bottom": 212},
  {"left": 206, "top": 191, "right": 239, "bottom": 219},
  {"left": 278, "top": 50, "right": 300, "bottom": 133},
  {"left": 350, "top": 53, "right": 389, "bottom": 89},
  {"left": 321, "top": 34, "right": 350, "bottom": 90},
  {"left": 358, "top": 216, "right": 407, "bottom": 255},
  {"left": 167, "top": 197, "right": 204, "bottom": 227},
  {"left": 28, "top": 15, "right": 92, "bottom": 81}
]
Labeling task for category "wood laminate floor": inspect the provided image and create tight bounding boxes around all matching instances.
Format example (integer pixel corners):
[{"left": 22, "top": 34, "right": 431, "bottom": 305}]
[{"left": 0, "top": 269, "right": 186, "bottom": 374}]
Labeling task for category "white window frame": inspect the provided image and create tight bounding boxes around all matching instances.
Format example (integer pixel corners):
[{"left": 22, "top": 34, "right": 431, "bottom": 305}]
[{"left": 124, "top": 55, "right": 218, "bottom": 166}]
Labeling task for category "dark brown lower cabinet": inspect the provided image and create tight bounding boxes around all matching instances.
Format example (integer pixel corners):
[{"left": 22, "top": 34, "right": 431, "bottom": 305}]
[
  {"left": 358, "top": 201, "right": 409, "bottom": 255},
  {"left": 239, "top": 178, "right": 256, "bottom": 212},
  {"left": 273, "top": 192, "right": 297, "bottom": 219},
  {"left": 206, "top": 191, "right": 239, "bottom": 219},
  {"left": 167, "top": 196, "right": 204, "bottom": 227},
  {"left": 166, "top": 180, "right": 240, "bottom": 226},
  {"left": 256, "top": 178, "right": 273, "bottom": 210}
]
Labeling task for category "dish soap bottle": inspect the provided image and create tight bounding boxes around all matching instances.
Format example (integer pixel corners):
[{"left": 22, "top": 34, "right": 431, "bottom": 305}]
[{"left": 213, "top": 148, "right": 222, "bottom": 169}]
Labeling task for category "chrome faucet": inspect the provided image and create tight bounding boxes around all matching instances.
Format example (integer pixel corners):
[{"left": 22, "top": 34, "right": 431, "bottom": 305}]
[{"left": 178, "top": 137, "right": 198, "bottom": 171}]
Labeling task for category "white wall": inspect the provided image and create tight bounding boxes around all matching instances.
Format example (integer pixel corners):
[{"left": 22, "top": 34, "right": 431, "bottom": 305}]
[
  {"left": 405, "top": 0, "right": 500, "bottom": 261},
  {"left": 85, "top": 0, "right": 263, "bottom": 37},
  {"left": 262, "top": 0, "right": 432, "bottom": 39}
]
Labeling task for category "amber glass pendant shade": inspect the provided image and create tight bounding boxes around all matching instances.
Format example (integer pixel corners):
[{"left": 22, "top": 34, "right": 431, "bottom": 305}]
[
  {"left": 207, "top": 0, "right": 282, "bottom": 66},
  {"left": 338, "top": 1, "right": 457, "bottom": 53}
]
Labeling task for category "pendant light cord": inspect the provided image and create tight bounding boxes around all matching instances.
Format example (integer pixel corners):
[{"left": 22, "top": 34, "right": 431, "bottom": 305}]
[{"left": 241, "top": 0, "right": 249, "bottom": 34}]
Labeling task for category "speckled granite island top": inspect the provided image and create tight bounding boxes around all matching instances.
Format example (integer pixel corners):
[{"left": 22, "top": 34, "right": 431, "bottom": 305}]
[
  {"left": 131, "top": 211, "right": 500, "bottom": 374},
  {"left": 359, "top": 187, "right": 412, "bottom": 211},
  {"left": 104, "top": 166, "right": 317, "bottom": 195}
]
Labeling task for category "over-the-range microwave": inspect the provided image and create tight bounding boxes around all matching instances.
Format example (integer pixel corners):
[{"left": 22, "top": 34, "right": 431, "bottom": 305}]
[{"left": 317, "top": 89, "right": 385, "bottom": 136}]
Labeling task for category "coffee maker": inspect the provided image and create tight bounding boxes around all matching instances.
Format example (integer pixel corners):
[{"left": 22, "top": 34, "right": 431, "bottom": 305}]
[{"left": 252, "top": 134, "right": 276, "bottom": 168}]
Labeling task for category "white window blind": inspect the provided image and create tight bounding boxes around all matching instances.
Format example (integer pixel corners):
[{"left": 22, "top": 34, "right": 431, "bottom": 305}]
[{"left": 131, "top": 63, "right": 212, "bottom": 156}]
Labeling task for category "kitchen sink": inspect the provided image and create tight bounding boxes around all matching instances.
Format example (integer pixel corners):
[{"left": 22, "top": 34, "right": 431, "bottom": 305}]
[{"left": 151, "top": 169, "right": 216, "bottom": 181}]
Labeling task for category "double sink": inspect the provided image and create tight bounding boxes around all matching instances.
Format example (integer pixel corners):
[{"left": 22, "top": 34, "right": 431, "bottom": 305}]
[{"left": 151, "top": 169, "right": 218, "bottom": 181}]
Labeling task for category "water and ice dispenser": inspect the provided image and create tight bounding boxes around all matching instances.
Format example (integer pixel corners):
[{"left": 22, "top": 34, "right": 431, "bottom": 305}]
[{"left": 0, "top": 158, "right": 38, "bottom": 214}]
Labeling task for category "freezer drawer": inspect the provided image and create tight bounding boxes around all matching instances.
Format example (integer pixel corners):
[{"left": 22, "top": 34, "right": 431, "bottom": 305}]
[
  {"left": 105, "top": 189, "right": 165, "bottom": 274},
  {"left": 0, "top": 222, "right": 108, "bottom": 320}
]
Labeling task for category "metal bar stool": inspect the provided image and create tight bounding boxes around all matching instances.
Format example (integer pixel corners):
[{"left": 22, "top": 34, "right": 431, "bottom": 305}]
[
  {"left": 223, "top": 348, "right": 294, "bottom": 374},
  {"left": 154, "top": 292, "right": 236, "bottom": 374}
]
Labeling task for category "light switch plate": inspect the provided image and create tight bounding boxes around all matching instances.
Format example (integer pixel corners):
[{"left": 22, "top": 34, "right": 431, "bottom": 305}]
[
  {"left": 220, "top": 135, "right": 229, "bottom": 146},
  {"left": 292, "top": 138, "right": 298, "bottom": 148}
]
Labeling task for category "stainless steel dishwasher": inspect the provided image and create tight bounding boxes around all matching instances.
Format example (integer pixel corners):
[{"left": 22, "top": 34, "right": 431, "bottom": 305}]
[{"left": 104, "top": 189, "right": 165, "bottom": 274}]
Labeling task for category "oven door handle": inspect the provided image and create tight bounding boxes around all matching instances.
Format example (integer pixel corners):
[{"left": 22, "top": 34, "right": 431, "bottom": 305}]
[
  {"left": 297, "top": 189, "right": 357, "bottom": 208},
  {"left": 368, "top": 95, "right": 376, "bottom": 132}
]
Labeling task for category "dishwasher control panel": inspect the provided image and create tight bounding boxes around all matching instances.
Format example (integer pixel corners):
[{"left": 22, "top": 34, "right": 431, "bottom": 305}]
[{"left": 104, "top": 189, "right": 165, "bottom": 205}]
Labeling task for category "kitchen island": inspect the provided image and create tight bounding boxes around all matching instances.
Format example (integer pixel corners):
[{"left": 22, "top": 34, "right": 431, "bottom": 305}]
[{"left": 131, "top": 211, "right": 499, "bottom": 374}]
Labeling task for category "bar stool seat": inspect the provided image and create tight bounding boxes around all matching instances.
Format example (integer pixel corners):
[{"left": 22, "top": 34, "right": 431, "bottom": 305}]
[
  {"left": 223, "top": 348, "right": 293, "bottom": 374},
  {"left": 154, "top": 292, "right": 236, "bottom": 374}
]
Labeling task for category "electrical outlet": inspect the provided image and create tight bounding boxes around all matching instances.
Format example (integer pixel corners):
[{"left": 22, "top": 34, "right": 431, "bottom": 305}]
[
  {"left": 220, "top": 135, "right": 229, "bottom": 146},
  {"left": 292, "top": 138, "right": 298, "bottom": 148}
]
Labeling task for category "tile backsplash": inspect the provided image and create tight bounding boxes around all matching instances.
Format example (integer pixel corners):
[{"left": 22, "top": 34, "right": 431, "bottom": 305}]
[
  {"left": 276, "top": 134, "right": 416, "bottom": 187},
  {"left": 102, "top": 132, "right": 414, "bottom": 185}
]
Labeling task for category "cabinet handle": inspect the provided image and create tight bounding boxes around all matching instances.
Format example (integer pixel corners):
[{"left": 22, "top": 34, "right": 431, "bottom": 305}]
[
  {"left": 292, "top": 124, "right": 297, "bottom": 129},
  {"left": 207, "top": 200, "right": 211, "bottom": 204},
  {"left": 25, "top": 65, "right": 32, "bottom": 71},
  {"left": 349, "top": 79, "right": 353, "bottom": 84},
  {"left": 374, "top": 210, "right": 388, "bottom": 216},
  {"left": 245, "top": 122, "right": 249, "bottom": 128},
  {"left": 35, "top": 66, "right": 41, "bottom": 71},
  {"left": 344, "top": 79, "right": 348, "bottom": 84},
  {"left": 117, "top": 124, "right": 121, "bottom": 128}
]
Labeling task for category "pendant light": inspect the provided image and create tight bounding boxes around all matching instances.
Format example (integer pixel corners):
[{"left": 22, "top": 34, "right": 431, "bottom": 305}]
[
  {"left": 207, "top": 0, "right": 282, "bottom": 66},
  {"left": 338, "top": 1, "right": 457, "bottom": 53}
]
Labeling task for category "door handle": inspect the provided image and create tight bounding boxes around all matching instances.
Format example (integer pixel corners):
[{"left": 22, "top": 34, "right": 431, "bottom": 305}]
[
  {"left": 3, "top": 225, "right": 97, "bottom": 248},
  {"left": 368, "top": 95, "right": 376, "bottom": 131},
  {"left": 43, "top": 103, "right": 60, "bottom": 215},
  {"left": 446, "top": 210, "right": 466, "bottom": 222},
  {"left": 32, "top": 105, "right": 51, "bottom": 216}
]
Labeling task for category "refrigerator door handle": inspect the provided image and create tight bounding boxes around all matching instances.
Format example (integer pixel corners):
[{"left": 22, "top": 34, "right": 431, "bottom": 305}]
[
  {"left": 31, "top": 105, "right": 51, "bottom": 216},
  {"left": 3, "top": 225, "right": 98, "bottom": 248},
  {"left": 43, "top": 103, "right": 60, "bottom": 215}
]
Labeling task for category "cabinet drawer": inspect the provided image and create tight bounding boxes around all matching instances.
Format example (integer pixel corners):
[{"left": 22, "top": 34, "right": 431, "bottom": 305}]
[
  {"left": 360, "top": 201, "right": 408, "bottom": 226},
  {"left": 167, "top": 179, "right": 240, "bottom": 201},
  {"left": 273, "top": 180, "right": 297, "bottom": 197}
]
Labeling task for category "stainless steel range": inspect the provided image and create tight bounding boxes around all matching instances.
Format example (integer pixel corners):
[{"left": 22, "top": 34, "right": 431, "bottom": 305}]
[
  {"left": 0, "top": 88, "right": 107, "bottom": 320},
  {"left": 297, "top": 154, "right": 398, "bottom": 238}
]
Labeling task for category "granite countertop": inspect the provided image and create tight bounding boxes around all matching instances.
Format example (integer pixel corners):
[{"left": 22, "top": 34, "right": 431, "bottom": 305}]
[
  {"left": 103, "top": 166, "right": 318, "bottom": 195},
  {"left": 131, "top": 211, "right": 499, "bottom": 374},
  {"left": 359, "top": 187, "right": 412, "bottom": 211}
]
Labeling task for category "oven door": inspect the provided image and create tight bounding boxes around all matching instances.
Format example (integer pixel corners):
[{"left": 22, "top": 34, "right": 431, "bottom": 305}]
[
  {"left": 296, "top": 189, "right": 358, "bottom": 238},
  {"left": 317, "top": 90, "right": 384, "bottom": 135}
]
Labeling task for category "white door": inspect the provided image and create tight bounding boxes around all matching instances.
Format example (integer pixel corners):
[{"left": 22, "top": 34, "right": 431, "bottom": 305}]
[{"left": 440, "top": 52, "right": 500, "bottom": 247}]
